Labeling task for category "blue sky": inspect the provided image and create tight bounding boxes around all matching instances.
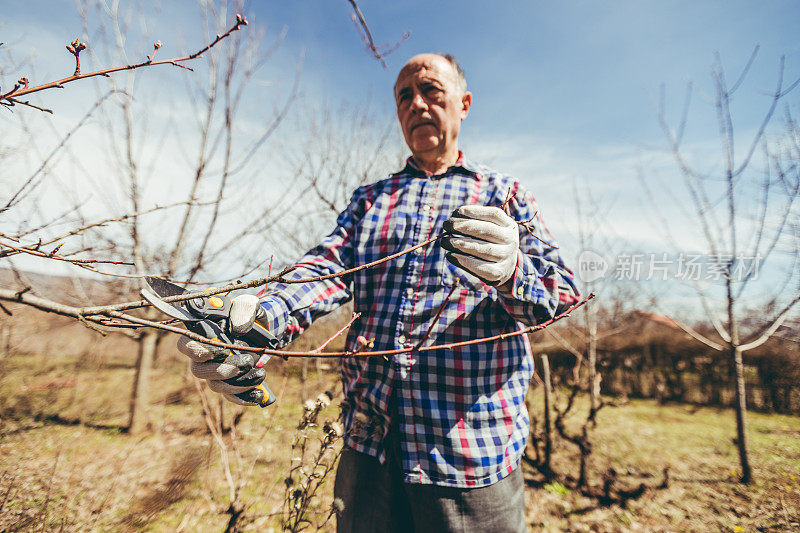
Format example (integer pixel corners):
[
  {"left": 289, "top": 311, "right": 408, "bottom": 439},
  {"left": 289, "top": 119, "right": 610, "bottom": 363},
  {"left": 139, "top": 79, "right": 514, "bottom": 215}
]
[
  {"left": 254, "top": 1, "right": 799, "bottom": 138},
  {"left": 6, "top": 1, "right": 797, "bottom": 146},
  {"left": 2, "top": 0, "right": 799, "bottom": 317}
]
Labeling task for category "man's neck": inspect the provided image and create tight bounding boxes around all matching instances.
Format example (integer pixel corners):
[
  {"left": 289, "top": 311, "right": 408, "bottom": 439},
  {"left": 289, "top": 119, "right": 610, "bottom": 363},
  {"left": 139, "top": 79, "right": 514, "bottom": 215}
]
[{"left": 412, "top": 148, "right": 460, "bottom": 176}]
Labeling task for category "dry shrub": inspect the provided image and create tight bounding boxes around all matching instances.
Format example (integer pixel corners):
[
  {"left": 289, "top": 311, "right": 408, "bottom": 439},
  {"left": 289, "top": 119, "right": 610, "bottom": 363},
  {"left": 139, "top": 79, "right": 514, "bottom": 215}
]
[{"left": 281, "top": 391, "right": 343, "bottom": 532}]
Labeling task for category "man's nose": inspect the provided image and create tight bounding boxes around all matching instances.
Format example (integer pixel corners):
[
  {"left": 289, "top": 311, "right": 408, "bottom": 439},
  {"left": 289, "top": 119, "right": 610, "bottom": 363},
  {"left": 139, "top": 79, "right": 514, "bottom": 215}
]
[{"left": 409, "top": 92, "right": 427, "bottom": 112}]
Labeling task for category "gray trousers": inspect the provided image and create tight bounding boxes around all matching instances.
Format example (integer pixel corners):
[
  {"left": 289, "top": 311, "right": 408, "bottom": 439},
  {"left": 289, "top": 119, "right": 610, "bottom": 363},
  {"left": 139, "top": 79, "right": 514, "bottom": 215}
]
[{"left": 333, "top": 438, "right": 526, "bottom": 533}]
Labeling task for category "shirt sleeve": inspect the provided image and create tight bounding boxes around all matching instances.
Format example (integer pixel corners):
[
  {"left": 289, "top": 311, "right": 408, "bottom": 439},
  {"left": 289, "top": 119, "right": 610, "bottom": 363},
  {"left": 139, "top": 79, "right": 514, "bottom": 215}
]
[
  {"left": 495, "top": 179, "right": 582, "bottom": 325},
  {"left": 256, "top": 186, "right": 370, "bottom": 346}
]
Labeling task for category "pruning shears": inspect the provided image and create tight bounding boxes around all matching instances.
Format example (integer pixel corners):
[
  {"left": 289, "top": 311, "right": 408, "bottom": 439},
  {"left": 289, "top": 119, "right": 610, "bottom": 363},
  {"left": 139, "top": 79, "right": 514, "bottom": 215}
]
[{"left": 141, "top": 276, "right": 279, "bottom": 407}]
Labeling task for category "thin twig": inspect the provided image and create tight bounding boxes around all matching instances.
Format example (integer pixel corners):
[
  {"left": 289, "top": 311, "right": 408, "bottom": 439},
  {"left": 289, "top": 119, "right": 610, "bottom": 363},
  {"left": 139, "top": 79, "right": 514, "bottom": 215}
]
[
  {"left": 1, "top": 90, "right": 122, "bottom": 212},
  {"left": 14, "top": 200, "right": 210, "bottom": 246},
  {"left": 76, "top": 233, "right": 442, "bottom": 316},
  {"left": 0, "top": 240, "right": 134, "bottom": 265},
  {"left": 312, "top": 312, "right": 361, "bottom": 353},
  {"left": 346, "top": 0, "right": 409, "bottom": 68},
  {"left": 0, "top": 287, "right": 593, "bottom": 358},
  {"left": 0, "top": 15, "right": 248, "bottom": 106},
  {"left": 413, "top": 281, "right": 459, "bottom": 351}
]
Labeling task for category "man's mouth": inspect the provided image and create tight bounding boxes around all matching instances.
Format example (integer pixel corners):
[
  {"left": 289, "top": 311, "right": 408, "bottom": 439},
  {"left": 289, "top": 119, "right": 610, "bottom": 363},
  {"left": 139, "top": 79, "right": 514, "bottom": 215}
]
[{"left": 411, "top": 122, "right": 436, "bottom": 133}]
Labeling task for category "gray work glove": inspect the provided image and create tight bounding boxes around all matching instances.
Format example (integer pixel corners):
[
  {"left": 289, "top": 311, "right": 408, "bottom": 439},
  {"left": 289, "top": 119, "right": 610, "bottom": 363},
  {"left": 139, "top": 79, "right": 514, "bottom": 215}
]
[
  {"left": 442, "top": 205, "right": 519, "bottom": 286},
  {"left": 176, "top": 294, "right": 269, "bottom": 406}
]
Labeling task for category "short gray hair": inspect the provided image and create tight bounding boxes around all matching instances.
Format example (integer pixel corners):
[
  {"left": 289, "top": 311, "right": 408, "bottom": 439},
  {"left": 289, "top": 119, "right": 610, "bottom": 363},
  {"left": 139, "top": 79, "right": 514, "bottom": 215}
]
[{"left": 439, "top": 53, "right": 467, "bottom": 93}]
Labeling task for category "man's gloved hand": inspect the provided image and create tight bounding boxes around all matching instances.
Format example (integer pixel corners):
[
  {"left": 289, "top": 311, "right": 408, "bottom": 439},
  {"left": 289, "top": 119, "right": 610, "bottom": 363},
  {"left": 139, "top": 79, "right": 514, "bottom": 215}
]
[
  {"left": 441, "top": 205, "right": 519, "bottom": 287},
  {"left": 176, "top": 294, "right": 268, "bottom": 406}
]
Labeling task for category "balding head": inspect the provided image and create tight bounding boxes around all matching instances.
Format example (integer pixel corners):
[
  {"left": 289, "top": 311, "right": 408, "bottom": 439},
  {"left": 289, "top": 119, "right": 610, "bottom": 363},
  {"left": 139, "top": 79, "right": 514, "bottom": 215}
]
[
  {"left": 393, "top": 52, "right": 472, "bottom": 174},
  {"left": 395, "top": 53, "right": 467, "bottom": 96}
]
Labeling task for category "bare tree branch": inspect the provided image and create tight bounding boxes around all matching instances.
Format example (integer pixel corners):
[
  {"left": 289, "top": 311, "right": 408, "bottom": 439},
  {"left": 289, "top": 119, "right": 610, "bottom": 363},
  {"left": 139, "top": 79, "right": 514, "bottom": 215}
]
[
  {"left": 345, "top": 0, "right": 409, "bottom": 68},
  {"left": 0, "top": 15, "right": 249, "bottom": 107},
  {"left": 1, "top": 90, "right": 121, "bottom": 212},
  {"left": 0, "top": 284, "right": 593, "bottom": 358}
]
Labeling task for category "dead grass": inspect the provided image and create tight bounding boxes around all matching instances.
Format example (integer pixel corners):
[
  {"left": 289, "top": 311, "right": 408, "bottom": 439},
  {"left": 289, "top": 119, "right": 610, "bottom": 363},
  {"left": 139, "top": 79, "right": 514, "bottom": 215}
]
[
  {"left": 0, "top": 349, "right": 341, "bottom": 531},
  {"left": 524, "top": 390, "right": 800, "bottom": 531},
  {"left": 0, "top": 348, "right": 797, "bottom": 531}
]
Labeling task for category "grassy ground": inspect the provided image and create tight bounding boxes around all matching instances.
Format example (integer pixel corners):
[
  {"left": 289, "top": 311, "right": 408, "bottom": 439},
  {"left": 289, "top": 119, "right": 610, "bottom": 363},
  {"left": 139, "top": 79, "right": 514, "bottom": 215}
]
[
  {"left": 524, "top": 391, "right": 800, "bottom": 532},
  {"left": 0, "top": 350, "right": 798, "bottom": 532}
]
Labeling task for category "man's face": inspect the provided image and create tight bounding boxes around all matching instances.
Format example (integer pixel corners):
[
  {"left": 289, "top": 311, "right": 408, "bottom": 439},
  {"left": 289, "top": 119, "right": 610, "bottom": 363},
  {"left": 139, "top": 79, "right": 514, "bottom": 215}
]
[{"left": 394, "top": 54, "right": 471, "bottom": 162}]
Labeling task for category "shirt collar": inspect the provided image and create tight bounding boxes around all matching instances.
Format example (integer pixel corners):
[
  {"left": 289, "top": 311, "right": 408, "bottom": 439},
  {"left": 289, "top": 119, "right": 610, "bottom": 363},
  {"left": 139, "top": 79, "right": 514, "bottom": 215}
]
[{"left": 397, "top": 151, "right": 480, "bottom": 179}]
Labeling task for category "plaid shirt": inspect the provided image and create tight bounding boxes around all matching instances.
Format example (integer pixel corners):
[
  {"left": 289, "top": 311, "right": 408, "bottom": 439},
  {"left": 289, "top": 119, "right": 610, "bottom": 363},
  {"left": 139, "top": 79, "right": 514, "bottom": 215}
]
[{"left": 259, "top": 153, "right": 580, "bottom": 488}]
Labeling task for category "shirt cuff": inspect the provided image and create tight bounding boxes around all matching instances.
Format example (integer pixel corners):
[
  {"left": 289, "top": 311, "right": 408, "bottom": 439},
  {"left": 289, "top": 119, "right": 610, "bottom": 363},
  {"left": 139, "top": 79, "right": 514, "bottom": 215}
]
[
  {"left": 497, "top": 251, "right": 527, "bottom": 300},
  {"left": 259, "top": 295, "right": 291, "bottom": 340}
]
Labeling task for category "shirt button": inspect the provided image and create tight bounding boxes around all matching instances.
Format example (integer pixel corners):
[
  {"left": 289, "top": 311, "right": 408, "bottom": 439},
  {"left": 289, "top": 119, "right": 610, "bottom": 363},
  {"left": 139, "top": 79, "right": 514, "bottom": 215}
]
[
  {"left": 397, "top": 335, "right": 406, "bottom": 345},
  {"left": 405, "top": 287, "right": 414, "bottom": 298},
  {"left": 517, "top": 285, "right": 524, "bottom": 296},
  {"left": 422, "top": 204, "right": 431, "bottom": 211}
]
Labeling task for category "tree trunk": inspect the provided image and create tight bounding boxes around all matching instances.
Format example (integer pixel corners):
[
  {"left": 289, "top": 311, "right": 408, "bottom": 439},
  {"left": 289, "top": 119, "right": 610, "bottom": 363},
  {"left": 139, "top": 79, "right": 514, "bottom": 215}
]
[
  {"left": 541, "top": 354, "right": 553, "bottom": 481},
  {"left": 301, "top": 358, "right": 308, "bottom": 401},
  {"left": 129, "top": 327, "right": 158, "bottom": 434},
  {"left": 316, "top": 358, "right": 324, "bottom": 391},
  {"left": 709, "top": 360, "right": 723, "bottom": 406},
  {"left": 675, "top": 360, "right": 685, "bottom": 401},
  {"left": 732, "top": 344, "right": 752, "bottom": 483},
  {"left": 1, "top": 323, "right": 9, "bottom": 355},
  {"left": 218, "top": 396, "right": 226, "bottom": 434},
  {"left": 588, "top": 319, "right": 598, "bottom": 415},
  {"left": 577, "top": 426, "right": 590, "bottom": 489}
]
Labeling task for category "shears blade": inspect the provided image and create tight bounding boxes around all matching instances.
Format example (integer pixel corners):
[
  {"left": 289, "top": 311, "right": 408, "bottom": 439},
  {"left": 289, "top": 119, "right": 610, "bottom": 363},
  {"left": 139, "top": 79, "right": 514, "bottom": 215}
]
[
  {"left": 144, "top": 276, "right": 188, "bottom": 298},
  {"left": 140, "top": 275, "right": 278, "bottom": 408},
  {"left": 140, "top": 287, "right": 199, "bottom": 322}
]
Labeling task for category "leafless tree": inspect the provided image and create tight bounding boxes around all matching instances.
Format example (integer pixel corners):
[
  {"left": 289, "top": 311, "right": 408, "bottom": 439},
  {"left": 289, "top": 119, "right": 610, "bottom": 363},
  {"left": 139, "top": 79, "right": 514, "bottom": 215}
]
[
  {"left": 643, "top": 49, "right": 800, "bottom": 483},
  {"left": 256, "top": 97, "right": 403, "bottom": 398},
  {"left": 0, "top": 0, "right": 594, "bottom": 445},
  {"left": 525, "top": 186, "right": 637, "bottom": 493},
  {"left": 271, "top": 97, "right": 404, "bottom": 255},
  {"left": 74, "top": 0, "right": 299, "bottom": 434},
  {"left": 0, "top": 0, "right": 297, "bottom": 433},
  {"left": 557, "top": 186, "right": 635, "bottom": 411}
]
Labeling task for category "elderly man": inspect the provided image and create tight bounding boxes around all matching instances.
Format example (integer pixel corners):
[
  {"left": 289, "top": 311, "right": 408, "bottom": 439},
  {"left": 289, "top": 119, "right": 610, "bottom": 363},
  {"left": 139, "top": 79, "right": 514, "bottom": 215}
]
[{"left": 179, "top": 53, "right": 580, "bottom": 532}]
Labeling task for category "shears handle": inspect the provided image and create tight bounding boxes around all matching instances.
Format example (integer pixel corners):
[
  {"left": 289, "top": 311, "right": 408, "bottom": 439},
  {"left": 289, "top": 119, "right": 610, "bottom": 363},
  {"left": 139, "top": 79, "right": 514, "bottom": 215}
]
[
  {"left": 242, "top": 322, "right": 281, "bottom": 354},
  {"left": 186, "top": 318, "right": 277, "bottom": 408},
  {"left": 185, "top": 291, "right": 280, "bottom": 359}
]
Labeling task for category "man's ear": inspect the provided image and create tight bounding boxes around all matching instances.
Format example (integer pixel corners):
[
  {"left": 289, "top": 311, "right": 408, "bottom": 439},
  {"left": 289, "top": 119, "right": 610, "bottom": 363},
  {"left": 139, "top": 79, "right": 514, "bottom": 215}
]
[{"left": 460, "top": 91, "right": 472, "bottom": 120}]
